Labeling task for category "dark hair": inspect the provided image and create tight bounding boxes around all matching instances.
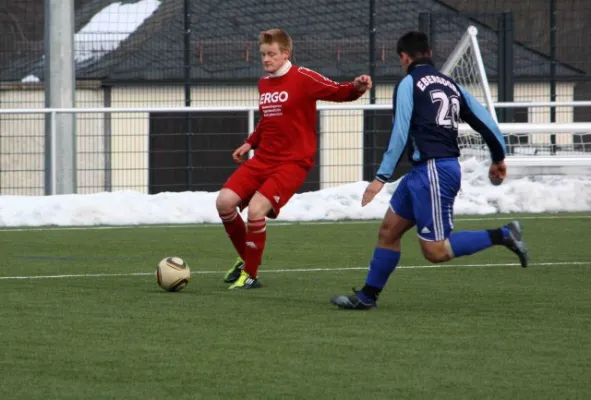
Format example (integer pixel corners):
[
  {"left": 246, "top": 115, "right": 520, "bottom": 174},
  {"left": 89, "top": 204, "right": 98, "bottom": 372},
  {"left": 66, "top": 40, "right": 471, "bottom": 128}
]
[{"left": 396, "top": 31, "right": 431, "bottom": 59}]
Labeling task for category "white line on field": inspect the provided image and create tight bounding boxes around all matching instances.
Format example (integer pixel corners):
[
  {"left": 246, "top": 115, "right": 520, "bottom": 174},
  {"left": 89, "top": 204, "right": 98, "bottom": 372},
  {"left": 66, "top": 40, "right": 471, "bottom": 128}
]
[
  {"left": 0, "top": 215, "right": 590, "bottom": 232},
  {"left": 0, "top": 261, "right": 588, "bottom": 280}
]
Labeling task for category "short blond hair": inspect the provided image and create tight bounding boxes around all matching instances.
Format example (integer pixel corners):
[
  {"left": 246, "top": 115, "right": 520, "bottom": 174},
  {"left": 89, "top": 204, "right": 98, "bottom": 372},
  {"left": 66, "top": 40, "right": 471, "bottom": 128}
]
[{"left": 259, "top": 29, "right": 293, "bottom": 53}]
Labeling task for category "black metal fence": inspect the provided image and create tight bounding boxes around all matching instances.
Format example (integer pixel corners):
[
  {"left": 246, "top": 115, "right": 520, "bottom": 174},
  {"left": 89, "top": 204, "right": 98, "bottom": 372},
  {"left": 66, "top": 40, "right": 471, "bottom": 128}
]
[
  {"left": 2, "top": 1, "right": 590, "bottom": 104},
  {"left": 0, "top": 0, "right": 590, "bottom": 195}
]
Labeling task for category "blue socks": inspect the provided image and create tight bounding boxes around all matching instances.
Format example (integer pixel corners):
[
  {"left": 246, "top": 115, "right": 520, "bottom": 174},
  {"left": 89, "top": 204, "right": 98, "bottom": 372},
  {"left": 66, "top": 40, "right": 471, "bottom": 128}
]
[
  {"left": 361, "top": 247, "right": 401, "bottom": 301},
  {"left": 449, "top": 227, "right": 509, "bottom": 257},
  {"left": 360, "top": 227, "right": 509, "bottom": 302}
]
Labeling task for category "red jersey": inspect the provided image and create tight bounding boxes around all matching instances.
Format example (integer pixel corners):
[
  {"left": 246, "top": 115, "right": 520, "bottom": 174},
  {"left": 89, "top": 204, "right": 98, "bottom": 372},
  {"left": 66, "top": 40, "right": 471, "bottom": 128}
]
[{"left": 245, "top": 65, "right": 366, "bottom": 168}]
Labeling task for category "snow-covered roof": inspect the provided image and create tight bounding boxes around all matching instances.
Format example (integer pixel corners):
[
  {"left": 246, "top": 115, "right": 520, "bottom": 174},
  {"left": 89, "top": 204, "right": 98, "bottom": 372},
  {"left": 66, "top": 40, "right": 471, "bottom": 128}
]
[
  {"left": 2, "top": 0, "right": 584, "bottom": 84},
  {"left": 74, "top": 0, "right": 161, "bottom": 63}
]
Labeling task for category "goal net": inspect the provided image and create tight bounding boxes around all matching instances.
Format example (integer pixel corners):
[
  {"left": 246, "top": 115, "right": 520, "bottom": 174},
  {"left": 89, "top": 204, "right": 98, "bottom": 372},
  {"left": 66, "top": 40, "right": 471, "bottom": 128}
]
[
  {"left": 441, "top": 28, "right": 591, "bottom": 175},
  {"left": 441, "top": 26, "right": 497, "bottom": 161}
]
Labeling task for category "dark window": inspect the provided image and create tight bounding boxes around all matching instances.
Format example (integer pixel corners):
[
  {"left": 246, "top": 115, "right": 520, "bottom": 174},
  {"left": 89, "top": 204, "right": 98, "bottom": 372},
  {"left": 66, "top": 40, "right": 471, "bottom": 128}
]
[
  {"left": 514, "top": 107, "right": 528, "bottom": 123},
  {"left": 363, "top": 110, "right": 412, "bottom": 181},
  {"left": 149, "top": 112, "right": 247, "bottom": 194},
  {"left": 149, "top": 112, "right": 321, "bottom": 194},
  {"left": 574, "top": 133, "right": 591, "bottom": 152}
]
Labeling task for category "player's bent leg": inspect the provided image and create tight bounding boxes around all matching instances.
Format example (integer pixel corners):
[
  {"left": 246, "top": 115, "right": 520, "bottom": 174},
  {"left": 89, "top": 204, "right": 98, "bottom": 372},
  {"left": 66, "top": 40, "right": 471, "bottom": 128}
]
[
  {"left": 216, "top": 189, "right": 248, "bottom": 283},
  {"left": 447, "top": 221, "right": 528, "bottom": 267},
  {"left": 376, "top": 207, "right": 416, "bottom": 250},
  {"left": 246, "top": 192, "right": 274, "bottom": 221},
  {"left": 410, "top": 159, "right": 527, "bottom": 267},
  {"left": 330, "top": 208, "right": 415, "bottom": 310},
  {"left": 216, "top": 188, "right": 241, "bottom": 215},
  {"left": 228, "top": 193, "right": 272, "bottom": 289},
  {"left": 420, "top": 221, "right": 528, "bottom": 267},
  {"left": 419, "top": 239, "right": 452, "bottom": 263}
]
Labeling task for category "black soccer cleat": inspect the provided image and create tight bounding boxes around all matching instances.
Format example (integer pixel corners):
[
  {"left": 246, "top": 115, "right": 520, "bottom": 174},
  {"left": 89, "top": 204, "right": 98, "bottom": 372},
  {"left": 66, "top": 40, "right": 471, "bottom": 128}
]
[
  {"left": 330, "top": 289, "right": 377, "bottom": 310},
  {"left": 503, "top": 220, "right": 528, "bottom": 268}
]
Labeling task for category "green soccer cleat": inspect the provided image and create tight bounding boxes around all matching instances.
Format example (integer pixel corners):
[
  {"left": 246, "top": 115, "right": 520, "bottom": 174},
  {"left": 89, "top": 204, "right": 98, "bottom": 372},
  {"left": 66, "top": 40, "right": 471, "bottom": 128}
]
[
  {"left": 228, "top": 270, "right": 262, "bottom": 290},
  {"left": 223, "top": 257, "right": 245, "bottom": 283}
]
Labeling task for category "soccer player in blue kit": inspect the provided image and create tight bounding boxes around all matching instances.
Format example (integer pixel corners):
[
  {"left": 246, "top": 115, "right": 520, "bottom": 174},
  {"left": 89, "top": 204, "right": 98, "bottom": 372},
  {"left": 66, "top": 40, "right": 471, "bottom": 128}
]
[{"left": 331, "top": 31, "right": 528, "bottom": 310}]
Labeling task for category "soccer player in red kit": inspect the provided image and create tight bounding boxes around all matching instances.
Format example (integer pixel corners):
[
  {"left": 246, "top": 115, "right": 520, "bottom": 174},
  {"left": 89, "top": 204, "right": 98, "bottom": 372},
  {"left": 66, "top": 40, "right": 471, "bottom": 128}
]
[{"left": 216, "top": 29, "right": 372, "bottom": 289}]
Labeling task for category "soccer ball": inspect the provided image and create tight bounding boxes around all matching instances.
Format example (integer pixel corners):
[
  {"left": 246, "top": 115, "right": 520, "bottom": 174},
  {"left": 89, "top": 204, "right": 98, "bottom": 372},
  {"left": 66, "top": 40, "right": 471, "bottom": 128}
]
[{"left": 156, "top": 257, "right": 191, "bottom": 292}]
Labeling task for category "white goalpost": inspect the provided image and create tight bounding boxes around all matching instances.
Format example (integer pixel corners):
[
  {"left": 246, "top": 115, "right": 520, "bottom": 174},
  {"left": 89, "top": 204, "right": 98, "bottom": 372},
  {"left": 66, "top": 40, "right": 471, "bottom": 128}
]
[
  {"left": 442, "top": 26, "right": 497, "bottom": 122},
  {"left": 441, "top": 25, "right": 591, "bottom": 175},
  {"left": 441, "top": 26, "right": 500, "bottom": 160}
]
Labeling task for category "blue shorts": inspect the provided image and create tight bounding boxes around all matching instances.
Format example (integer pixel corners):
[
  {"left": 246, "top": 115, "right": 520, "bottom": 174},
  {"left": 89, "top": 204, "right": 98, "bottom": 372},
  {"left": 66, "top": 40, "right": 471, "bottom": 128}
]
[{"left": 390, "top": 158, "right": 461, "bottom": 241}]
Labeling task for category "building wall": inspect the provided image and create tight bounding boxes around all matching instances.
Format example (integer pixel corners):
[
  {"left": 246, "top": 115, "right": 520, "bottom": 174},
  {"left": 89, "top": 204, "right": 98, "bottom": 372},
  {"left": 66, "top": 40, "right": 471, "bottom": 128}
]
[
  {"left": 109, "top": 86, "right": 183, "bottom": 192},
  {"left": 0, "top": 90, "right": 45, "bottom": 195},
  {"left": 108, "top": 85, "right": 261, "bottom": 193},
  {"left": 513, "top": 83, "right": 575, "bottom": 146},
  {"left": 0, "top": 87, "right": 104, "bottom": 195},
  {"left": 110, "top": 85, "right": 369, "bottom": 191},
  {"left": 0, "top": 81, "right": 578, "bottom": 195},
  {"left": 102, "top": 80, "right": 580, "bottom": 191}
]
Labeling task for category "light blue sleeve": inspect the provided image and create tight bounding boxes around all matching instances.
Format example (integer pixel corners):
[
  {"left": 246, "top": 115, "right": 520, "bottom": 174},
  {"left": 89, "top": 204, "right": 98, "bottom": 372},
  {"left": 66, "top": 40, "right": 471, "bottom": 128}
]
[
  {"left": 375, "top": 75, "right": 414, "bottom": 182},
  {"left": 458, "top": 86, "right": 506, "bottom": 161}
]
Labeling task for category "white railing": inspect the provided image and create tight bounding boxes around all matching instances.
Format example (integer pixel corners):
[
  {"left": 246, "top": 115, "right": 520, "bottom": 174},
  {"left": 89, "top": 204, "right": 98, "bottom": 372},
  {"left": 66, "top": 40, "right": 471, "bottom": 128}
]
[
  {"left": 3, "top": 100, "right": 591, "bottom": 112},
  {"left": 1, "top": 103, "right": 590, "bottom": 195},
  {"left": 2, "top": 104, "right": 591, "bottom": 138},
  {"left": 494, "top": 101, "right": 591, "bottom": 108},
  {"left": 2, "top": 103, "right": 591, "bottom": 132}
]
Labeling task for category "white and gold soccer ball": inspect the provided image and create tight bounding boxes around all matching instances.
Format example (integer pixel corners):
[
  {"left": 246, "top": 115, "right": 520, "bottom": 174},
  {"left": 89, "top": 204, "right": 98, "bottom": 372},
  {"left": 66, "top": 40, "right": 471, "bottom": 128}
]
[{"left": 156, "top": 257, "right": 191, "bottom": 292}]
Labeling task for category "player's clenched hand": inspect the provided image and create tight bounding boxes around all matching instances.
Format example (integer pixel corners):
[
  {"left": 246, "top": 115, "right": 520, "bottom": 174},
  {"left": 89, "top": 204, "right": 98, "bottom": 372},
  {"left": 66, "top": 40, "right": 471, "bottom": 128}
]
[
  {"left": 232, "top": 143, "right": 252, "bottom": 164},
  {"left": 489, "top": 160, "right": 507, "bottom": 185},
  {"left": 362, "top": 179, "right": 384, "bottom": 207},
  {"left": 353, "top": 75, "right": 373, "bottom": 92}
]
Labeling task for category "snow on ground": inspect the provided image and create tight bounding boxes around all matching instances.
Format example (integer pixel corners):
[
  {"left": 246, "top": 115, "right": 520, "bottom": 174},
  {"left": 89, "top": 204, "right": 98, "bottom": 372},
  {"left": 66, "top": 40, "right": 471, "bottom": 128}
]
[{"left": 0, "top": 159, "right": 590, "bottom": 227}]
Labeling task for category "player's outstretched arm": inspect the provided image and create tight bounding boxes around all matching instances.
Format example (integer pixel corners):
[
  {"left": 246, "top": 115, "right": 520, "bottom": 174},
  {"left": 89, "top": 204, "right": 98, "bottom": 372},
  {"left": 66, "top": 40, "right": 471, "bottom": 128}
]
[
  {"left": 458, "top": 86, "right": 507, "bottom": 184},
  {"left": 488, "top": 161, "right": 507, "bottom": 184},
  {"left": 234, "top": 115, "right": 263, "bottom": 164},
  {"left": 458, "top": 86, "right": 506, "bottom": 163},
  {"left": 232, "top": 143, "right": 252, "bottom": 164},
  {"left": 244, "top": 82, "right": 265, "bottom": 151},
  {"left": 374, "top": 77, "right": 414, "bottom": 180},
  {"left": 363, "top": 76, "right": 414, "bottom": 206},
  {"left": 362, "top": 179, "right": 384, "bottom": 207},
  {"left": 353, "top": 75, "right": 372, "bottom": 93},
  {"left": 244, "top": 116, "right": 264, "bottom": 150},
  {"left": 298, "top": 67, "right": 370, "bottom": 102}
]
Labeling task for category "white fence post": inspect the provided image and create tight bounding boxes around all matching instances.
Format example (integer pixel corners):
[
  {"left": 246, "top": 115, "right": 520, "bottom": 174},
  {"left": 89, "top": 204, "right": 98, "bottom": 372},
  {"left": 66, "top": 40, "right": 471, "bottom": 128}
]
[{"left": 247, "top": 109, "right": 255, "bottom": 159}]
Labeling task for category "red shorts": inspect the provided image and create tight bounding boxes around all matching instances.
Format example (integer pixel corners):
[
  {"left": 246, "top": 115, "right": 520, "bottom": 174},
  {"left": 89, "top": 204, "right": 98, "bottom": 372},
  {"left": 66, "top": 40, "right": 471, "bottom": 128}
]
[{"left": 222, "top": 157, "right": 310, "bottom": 218}]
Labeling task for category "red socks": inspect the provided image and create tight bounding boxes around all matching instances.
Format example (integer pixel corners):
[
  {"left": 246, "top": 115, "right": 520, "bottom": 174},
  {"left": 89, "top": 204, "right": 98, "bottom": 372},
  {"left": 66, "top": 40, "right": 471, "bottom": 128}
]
[
  {"left": 219, "top": 210, "right": 246, "bottom": 260},
  {"left": 219, "top": 211, "right": 267, "bottom": 278},
  {"left": 244, "top": 218, "right": 267, "bottom": 278}
]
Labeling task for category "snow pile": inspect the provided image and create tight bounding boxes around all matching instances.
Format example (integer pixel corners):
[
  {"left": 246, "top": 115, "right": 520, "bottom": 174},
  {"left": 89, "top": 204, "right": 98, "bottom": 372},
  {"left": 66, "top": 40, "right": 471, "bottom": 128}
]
[{"left": 0, "top": 159, "right": 589, "bottom": 227}]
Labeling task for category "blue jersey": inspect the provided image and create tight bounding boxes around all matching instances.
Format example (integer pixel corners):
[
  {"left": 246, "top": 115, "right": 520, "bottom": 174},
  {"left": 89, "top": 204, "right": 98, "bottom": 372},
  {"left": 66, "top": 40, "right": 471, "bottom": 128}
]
[{"left": 376, "top": 60, "right": 506, "bottom": 183}]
